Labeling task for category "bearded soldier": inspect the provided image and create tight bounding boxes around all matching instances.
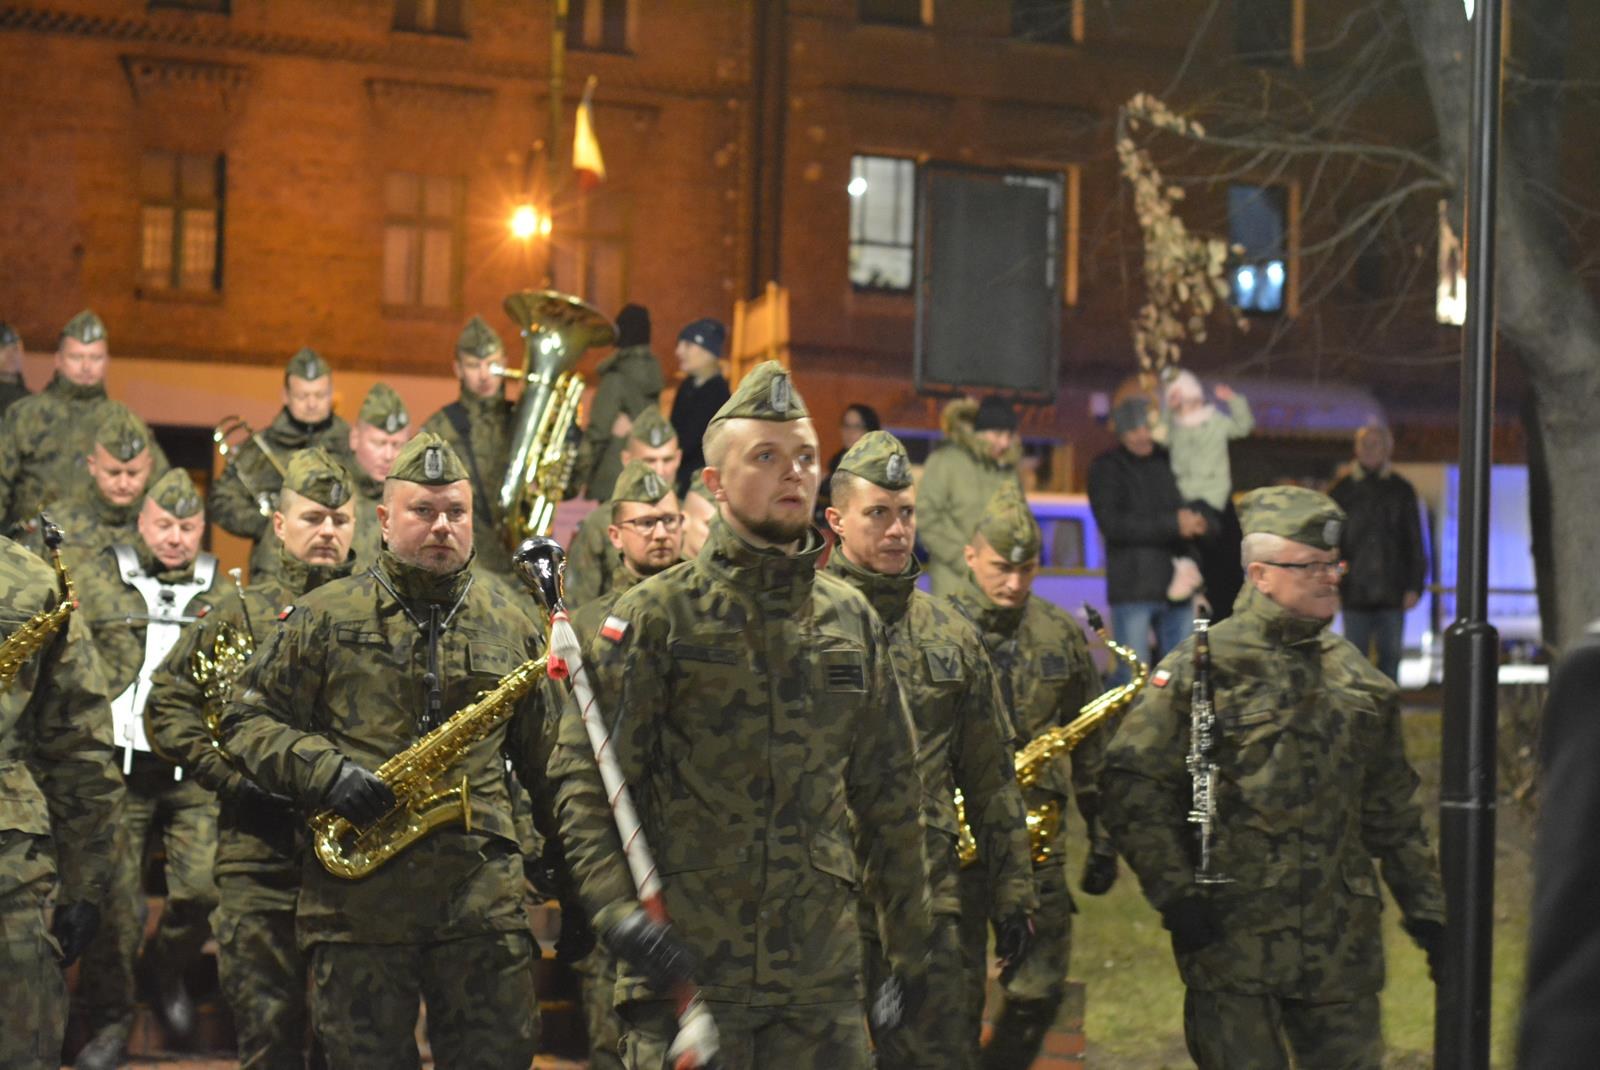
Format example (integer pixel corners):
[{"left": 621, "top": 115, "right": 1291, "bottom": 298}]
[
  {"left": 1102, "top": 486, "right": 1445, "bottom": 1070},
  {"left": 0, "top": 320, "right": 28, "bottom": 417},
  {"left": 74, "top": 468, "right": 222, "bottom": 1070},
  {"left": 574, "top": 303, "right": 662, "bottom": 502},
  {"left": 217, "top": 432, "right": 591, "bottom": 1068},
  {"left": 949, "top": 483, "right": 1113, "bottom": 1069},
  {"left": 211, "top": 348, "right": 352, "bottom": 580},
  {"left": 421, "top": 317, "right": 516, "bottom": 576},
  {"left": 347, "top": 382, "right": 412, "bottom": 569},
  {"left": 550, "top": 362, "right": 933, "bottom": 1068},
  {"left": 563, "top": 408, "right": 682, "bottom": 607},
  {"left": 822, "top": 431, "right": 1037, "bottom": 1070},
  {"left": 23, "top": 403, "right": 156, "bottom": 569},
  {"left": 146, "top": 449, "right": 357, "bottom": 1070},
  {"left": 0, "top": 310, "right": 170, "bottom": 534},
  {"left": 0, "top": 532, "right": 123, "bottom": 1070}
]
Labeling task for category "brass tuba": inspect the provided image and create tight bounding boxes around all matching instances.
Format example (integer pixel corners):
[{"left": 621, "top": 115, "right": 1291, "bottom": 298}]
[
  {"left": 497, "top": 290, "right": 617, "bottom": 549},
  {"left": 956, "top": 605, "right": 1149, "bottom": 868},
  {"left": 0, "top": 515, "right": 76, "bottom": 692}
]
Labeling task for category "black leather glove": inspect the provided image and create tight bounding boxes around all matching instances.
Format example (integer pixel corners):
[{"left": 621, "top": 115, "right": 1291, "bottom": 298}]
[
  {"left": 869, "top": 969, "right": 928, "bottom": 1034},
  {"left": 993, "top": 911, "right": 1036, "bottom": 985},
  {"left": 322, "top": 761, "right": 395, "bottom": 826},
  {"left": 556, "top": 901, "right": 597, "bottom": 964},
  {"left": 1403, "top": 918, "right": 1445, "bottom": 982},
  {"left": 51, "top": 900, "right": 100, "bottom": 968},
  {"left": 605, "top": 908, "right": 699, "bottom": 989},
  {"left": 1081, "top": 847, "right": 1119, "bottom": 896},
  {"left": 1161, "top": 895, "right": 1222, "bottom": 955}
]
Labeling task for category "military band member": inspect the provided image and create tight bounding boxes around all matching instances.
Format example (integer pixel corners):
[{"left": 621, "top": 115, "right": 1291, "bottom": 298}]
[
  {"left": 218, "top": 432, "right": 577, "bottom": 1069},
  {"left": 681, "top": 471, "right": 716, "bottom": 559},
  {"left": 146, "top": 448, "right": 357, "bottom": 1070},
  {"left": 564, "top": 408, "right": 682, "bottom": 607},
  {"left": 0, "top": 319, "right": 28, "bottom": 417},
  {"left": 1103, "top": 486, "right": 1445, "bottom": 1070},
  {"left": 347, "top": 382, "right": 412, "bottom": 569},
  {"left": 0, "top": 534, "right": 123, "bottom": 1070},
  {"left": 0, "top": 310, "right": 170, "bottom": 534},
  {"left": 23, "top": 403, "right": 156, "bottom": 568},
  {"left": 574, "top": 303, "right": 662, "bottom": 503},
  {"left": 211, "top": 348, "right": 351, "bottom": 581},
  {"left": 949, "top": 483, "right": 1112, "bottom": 1070},
  {"left": 822, "top": 431, "right": 1037, "bottom": 1070},
  {"left": 421, "top": 316, "right": 516, "bottom": 576},
  {"left": 550, "top": 362, "right": 934, "bottom": 1069},
  {"left": 74, "top": 468, "right": 222, "bottom": 1070}
]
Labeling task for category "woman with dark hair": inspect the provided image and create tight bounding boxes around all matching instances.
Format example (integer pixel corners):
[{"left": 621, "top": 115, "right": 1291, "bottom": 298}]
[{"left": 816, "top": 403, "right": 882, "bottom": 526}]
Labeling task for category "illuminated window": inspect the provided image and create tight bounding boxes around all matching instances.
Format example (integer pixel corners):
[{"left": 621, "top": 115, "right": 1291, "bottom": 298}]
[
  {"left": 1011, "top": 0, "right": 1083, "bottom": 44},
  {"left": 567, "top": 0, "right": 630, "bottom": 53},
  {"left": 1228, "top": 184, "right": 1287, "bottom": 315},
  {"left": 394, "top": 0, "right": 465, "bottom": 36},
  {"left": 140, "top": 152, "right": 223, "bottom": 294},
  {"left": 849, "top": 155, "right": 917, "bottom": 293},
  {"left": 860, "top": 0, "right": 929, "bottom": 27},
  {"left": 383, "top": 173, "right": 462, "bottom": 313}
]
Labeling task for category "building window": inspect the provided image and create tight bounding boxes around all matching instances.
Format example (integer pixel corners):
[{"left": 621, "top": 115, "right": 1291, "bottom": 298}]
[
  {"left": 567, "top": 0, "right": 630, "bottom": 53},
  {"left": 859, "top": 0, "right": 930, "bottom": 27},
  {"left": 1011, "top": 0, "right": 1083, "bottom": 44},
  {"left": 148, "top": 0, "right": 230, "bottom": 11},
  {"left": 140, "top": 152, "right": 224, "bottom": 294},
  {"left": 394, "top": 0, "right": 465, "bottom": 36},
  {"left": 1234, "top": 0, "right": 1303, "bottom": 67},
  {"left": 1228, "top": 184, "right": 1288, "bottom": 315},
  {"left": 383, "top": 173, "right": 462, "bottom": 313},
  {"left": 849, "top": 155, "right": 917, "bottom": 293}
]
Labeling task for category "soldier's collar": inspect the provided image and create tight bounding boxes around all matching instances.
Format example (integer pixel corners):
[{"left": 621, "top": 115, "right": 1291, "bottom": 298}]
[
  {"left": 275, "top": 406, "right": 337, "bottom": 444},
  {"left": 1233, "top": 583, "right": 1329, "bottom": 645},
  {"left": 952, "top": 582, "right": 1027, "bottom": 638},
  {"left": 824, "top": 547, "right": 919, "bottom": 626},
  {"left": 374, "top": 548, "right": 475, "bottom": 610},
  {"left": 699, "top": 515, "right": 824, "bottom": 599},
  {"left": 276, "top": 544, "right": 357, "bottom": 596},
  {"left": 92, "top": 490, "right": 142, "bottom": 528},
  {"left": 458, "top": 383, "right": 507, "bottom": 412},
  {"left": 133, "top": 539, "right": 201, "bottom": 585},
  {"left": 47, "top": 373, "right": 108, "bottom": 402}
]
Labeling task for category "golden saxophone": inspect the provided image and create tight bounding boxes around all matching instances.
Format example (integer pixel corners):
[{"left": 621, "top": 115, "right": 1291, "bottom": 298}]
[
  {"left": 957, "top": 605, "right": 1149, "bottom": 868},
  {"left": 308, "top": 541, "right": 563, "bottom": 879},
  {"left": 0, "top": 515, "right": 77, "bottom": 692}
]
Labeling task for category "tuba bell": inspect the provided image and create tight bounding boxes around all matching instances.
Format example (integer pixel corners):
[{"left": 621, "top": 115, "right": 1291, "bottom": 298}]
[{"left": 497, "top": 290, "right": 617, "bottom": 548}]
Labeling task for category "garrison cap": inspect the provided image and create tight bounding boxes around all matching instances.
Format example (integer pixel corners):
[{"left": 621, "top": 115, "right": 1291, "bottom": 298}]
[
  {"left": 0, "top": 322, "right": 18, "bottom": 347},
  {"left": 628, "top": 406, "right": 677, "bottom": 449},
  {"left": 456, "top": 316, "right": 504, "bottom": 360},
  {"left": 282, "top": 447, "right": 355, "bottom": 510},
  {"left": 973, "top": 482, "right": 1041, "bottom": 564},
  {"left": 358, "top": 381, "right": 410, "bottom": 434},
  {"left": 687, "top": 471, "right": 715, "bottom": 503},
  {"left": 1238, "top": 485, "right": 1345, "bottom": 552},
  {"left": 836, "top": 430, "right": 912, "bottom": 491},
  {"left": 388, "top": 430, "right": 470, "bottom": 486},
  {"left": 147, "top": 467, "right": 204, "bottom": 519},
  {"left": 709, "top": 361, "right": 808, "bottom": 425},
  {"left": 285, "top": 347, "right": 328, "bottom": 381},
  {"left": 611, "top": 461, "right": 673, "bottom": 506},
  {"left": 94, "top": 403, "right": 152, "bottom": 462},
  {"left": 61, "top": 309, "right": 107, "bottom": 345}
]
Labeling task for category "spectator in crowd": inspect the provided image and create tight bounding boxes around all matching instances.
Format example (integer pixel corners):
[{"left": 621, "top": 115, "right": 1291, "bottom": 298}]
[
  {"left": 1087, "top": 396, "right": 1206, "bottom": 677},
  {"left": 668, "top": 317, "right": 730, "bottom": 497},
  {"left": 816, "top": 402, "right": 881, "bottom": 526},
  {"left": 1326, "top": 424, "right": 1428, "bottom": 682},
  {"left": 575, "top": 303, "right": 663, "bottom": 502},
  {"left": 919, "top": 396, "right": 1024, "bottom": 597}
]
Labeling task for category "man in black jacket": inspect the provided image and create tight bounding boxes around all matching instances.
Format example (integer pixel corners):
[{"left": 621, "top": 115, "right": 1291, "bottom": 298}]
[
  {"left": 1087, "top": 397, "right": 1207, "bottom": 680},
  {"left": 1326, "top": 426, "right": 1428, "bottom": 682}
]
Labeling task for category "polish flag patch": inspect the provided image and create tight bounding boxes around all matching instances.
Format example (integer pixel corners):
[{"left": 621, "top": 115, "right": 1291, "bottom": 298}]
[
  {"left": 278, "top": 605, "right": 296, "bottom": 621},
  {"left": 600, "top": 616, "right": 629, "bottom": 643},
  {"left": 1151, "top": 669, "right": 1172, "bottom": 689}
]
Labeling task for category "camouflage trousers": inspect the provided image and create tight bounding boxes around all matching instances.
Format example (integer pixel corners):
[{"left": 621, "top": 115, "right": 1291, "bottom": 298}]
[
  {"left": 308, "top": 930, "right": 540, "bottom": 1070},
  {"left": 77, "top": 769, "right": 219, "bottom": 1032},
  {"left": 1183, "top": 989, "right": 1383, "bottom": 1070},
  {"left": 215, "top": 874, "right": 308, "bottom": 1070},
  {"left": 863, "top": 913, "right": 966, "bottom": 1070},
  {"left": 576, "top": 946, "right": 624, "bottom": 1070},
  {"left": 956, "top": 861, "right": 1074, "bottom": 1070},
  {"left": 0, "top": 833, "right": 66, "bottom": 1070},
  {"left": 617, "top": 998, "right": 872, "bottom": 1070}
]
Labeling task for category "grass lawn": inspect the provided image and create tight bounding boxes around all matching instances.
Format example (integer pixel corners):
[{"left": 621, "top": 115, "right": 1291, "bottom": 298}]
[{"left": 1069, "top": 708, "right": 1534, "bottom": 1068}]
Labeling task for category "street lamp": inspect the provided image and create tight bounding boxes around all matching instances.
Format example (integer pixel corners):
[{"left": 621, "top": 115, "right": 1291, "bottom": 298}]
[{"left": 510, "top": 203, "right": 551, "bottom": 240}]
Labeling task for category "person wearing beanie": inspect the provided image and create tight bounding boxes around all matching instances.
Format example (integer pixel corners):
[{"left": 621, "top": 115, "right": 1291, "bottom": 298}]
[
  {"left": 73, "top": 466, "right": 223, "bottom": 1070},
  {"left": 211, "top": 347, "right": 353, "bottom": 581},
  {"left": 1103, "top": 486, "right": 1444, "bottom": 1070},
  {"left": 0, "top": 320, "right": 28, "bottom": 418},
  {"left": 667, "top": 316, "right": 731, "bottom": 497},
  {"left": 0, "top": 309, "right": 171, "bottom": 534},
  {"left": 574, "top": 302, "right": 664, "bottom": 502},
  {"left": 918, "top": 394, "right": 1025, "bottom": 597}
]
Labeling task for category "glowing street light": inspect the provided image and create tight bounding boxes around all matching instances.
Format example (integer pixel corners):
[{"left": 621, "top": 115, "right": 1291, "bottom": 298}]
[{"left": 510, "top": 203, "right": 551, "bottom": 240}]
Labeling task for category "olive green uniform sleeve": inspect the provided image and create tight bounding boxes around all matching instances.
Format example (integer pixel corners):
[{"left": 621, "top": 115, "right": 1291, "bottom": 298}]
[
  {"left": 210, "top": 441, "right": 274, "bottom": 541},
  {"left": 562, "top": 507, "right": 613, "bottom": 609},
  {"left": 1361, "top": 686, "right": 1445, "bottom": 923},
  {"left": 0, "top": 418, "right": 20, "bottom": 527},
  {"left": 1066, "top": 634, "right": 1111, "bottom": 846},
  {"left": 145, "top": 617, "right": 248, "bottom": 797},
  {"left": 954, "top": 649, "right": 1036, "bottom": 919}
]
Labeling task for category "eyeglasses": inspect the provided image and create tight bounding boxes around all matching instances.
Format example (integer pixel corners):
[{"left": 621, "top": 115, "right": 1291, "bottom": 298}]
[
  {"left": 616, "top": 513, "right": 685, "bottom": 535},
  {"left": 1261, "top": 559, "right": 1348, "bottom": 579}
]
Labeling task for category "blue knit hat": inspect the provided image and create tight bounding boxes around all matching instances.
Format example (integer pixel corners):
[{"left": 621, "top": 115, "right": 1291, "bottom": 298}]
[{"left": 677, "top": 318, "right": 726, "bottom": 359}]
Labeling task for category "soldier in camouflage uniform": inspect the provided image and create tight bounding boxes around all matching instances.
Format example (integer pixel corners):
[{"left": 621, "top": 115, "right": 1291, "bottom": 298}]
[
  {"left": 421, "top": 317, "right": 517, "bottom": 576},
  {"left": 0, "top": 320, "right": 28, "bottom": 417},
  {"left": 74, "top": 468, "right": 223, "bottom": 1070},
  {"left": 0, "top": 310, "right": 171, "bottom": 535},
  {"left": 681, "top": 471, "right": 716, "bottom": 559},
  {"left": 821, "top": 431, "right": 1037, "bottom": 1070},
  {"left": 1102, "top": 486, "right": 1446, "bottom": 1070},
  {"left": 217, "top": 431, "right": 588, "bottom": 1069},
  {"left": 211, "top": 348, "right": 352, "bottom": 581},
  {"left": 22, "top": 403, "right": 156, "bottom": 570},
  {"left": 949, "top": 482, "right": 1114, "bottom": 1070},
  {"left": 146, "top": 448, "right": 358, "bottom": 1070},
  {"left": 0, "top": 533, "right": 123, "bottom": 1070},
  {"left": 550, "top": 362, "right": 934, "bottom": 1069},
  {"left": 574, "top": 303, "right": 663, "bottom": 503},
  {"left": 564, "top": 408, "right": 682, "bottom": 607},
  {"left": 346, "top": 382, "right": 412, "bottom": 570}
]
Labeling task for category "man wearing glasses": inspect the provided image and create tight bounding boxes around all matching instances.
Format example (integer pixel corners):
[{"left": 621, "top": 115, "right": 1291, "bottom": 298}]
[{"left": 1101, "top": 485, "right": 1444, "bottom": 1070}]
